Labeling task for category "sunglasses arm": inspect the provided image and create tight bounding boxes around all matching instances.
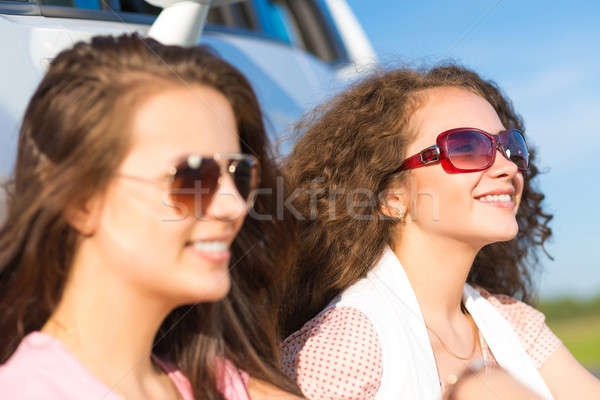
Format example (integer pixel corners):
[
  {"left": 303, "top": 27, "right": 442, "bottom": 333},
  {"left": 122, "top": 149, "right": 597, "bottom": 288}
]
[{"left": 396, "top": 145, "right": 440, "bottom": 172}]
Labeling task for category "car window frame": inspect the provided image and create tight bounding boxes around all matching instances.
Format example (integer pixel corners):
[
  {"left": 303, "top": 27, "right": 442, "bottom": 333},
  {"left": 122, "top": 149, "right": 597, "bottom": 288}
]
[{"left": 0, "top": 0, "right": 350, "bottom": 66}]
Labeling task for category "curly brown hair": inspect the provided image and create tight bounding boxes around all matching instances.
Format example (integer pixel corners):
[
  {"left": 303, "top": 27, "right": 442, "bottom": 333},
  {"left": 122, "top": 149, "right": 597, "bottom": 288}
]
[
  {"left": 281, "top": 64, "right": 552, "bottom": 336},
  {"left": 0, "top": 34, "right": 300, "bottom": 399}
]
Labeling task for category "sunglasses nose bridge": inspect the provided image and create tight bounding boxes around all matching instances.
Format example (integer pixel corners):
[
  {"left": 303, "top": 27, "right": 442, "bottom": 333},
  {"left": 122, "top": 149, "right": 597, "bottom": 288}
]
[
  {"left": 211, "top": 166, "right": 246, "bottom": 203},
  {"left": 491, "top": 141, "right": 522, "bottom": 175},
  {"left": 209, "top": 160, "right": 234, "bottom": 193},
  {"left": 205, "top": 183, "right": 247, "bottom": 222},
  {"left": 495, "top": 141, "right": 509, "bottom": 160}
]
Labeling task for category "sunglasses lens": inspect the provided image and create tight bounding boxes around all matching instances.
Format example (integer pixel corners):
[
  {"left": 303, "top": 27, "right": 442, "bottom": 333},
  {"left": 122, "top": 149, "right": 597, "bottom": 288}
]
[
  {"left": 446, "top": 130, "right": 493, "bottom": 171},
  {"left": 170, "top": 158, "right": 220, "bottom": 215},
  {"left": 500, "top": 130, "right": 529, "bottom": 170},
  {"left": 232, "top": 158, "right": 257, "bottom": 201}
]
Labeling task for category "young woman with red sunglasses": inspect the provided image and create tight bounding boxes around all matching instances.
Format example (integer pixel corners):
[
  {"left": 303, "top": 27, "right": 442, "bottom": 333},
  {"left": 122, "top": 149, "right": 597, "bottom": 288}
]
[
  {"left": 280, "top": 65, "right": 600, "bottom": 399},
  {"left": 0, "top": 34, "right": 302, "bottom": 399}
]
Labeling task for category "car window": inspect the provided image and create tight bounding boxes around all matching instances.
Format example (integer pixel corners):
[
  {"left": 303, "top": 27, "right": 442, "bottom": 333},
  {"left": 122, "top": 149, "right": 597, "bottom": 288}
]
[
  {"left": 0, "top": 0, "right": 348, "bottom": 65},
  {"left": 206, "top": 2, "right": 259, "bottom": 31},
  {"left": 40, "top": 0, "right": 102, "bottom": 10},
  {"left": 254, "top": 0, "right": 347, "bottom": 63}
]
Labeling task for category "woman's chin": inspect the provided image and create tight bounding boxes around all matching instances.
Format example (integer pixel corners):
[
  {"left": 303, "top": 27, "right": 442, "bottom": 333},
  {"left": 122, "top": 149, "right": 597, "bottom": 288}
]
[
  {"left": 172, "top": 272, "right": 232, "bottom": 306},
  {"left": 482, "top": 227, "right": 519, "bottom": 245}
]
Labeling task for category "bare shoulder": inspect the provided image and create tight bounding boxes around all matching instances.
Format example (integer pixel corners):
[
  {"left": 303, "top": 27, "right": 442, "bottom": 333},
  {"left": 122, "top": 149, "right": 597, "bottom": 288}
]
[{"left": 246, "top": 377, "right": 304, "bottom": 400}]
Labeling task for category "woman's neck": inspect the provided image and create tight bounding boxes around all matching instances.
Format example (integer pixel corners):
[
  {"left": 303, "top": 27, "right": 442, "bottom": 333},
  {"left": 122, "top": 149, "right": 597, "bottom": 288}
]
[
  {"left": 392, "top": 225, "right": 481, "bottom": 325},
  {"left": 41, "top": 244, "right": 175, "bottom": 396}
]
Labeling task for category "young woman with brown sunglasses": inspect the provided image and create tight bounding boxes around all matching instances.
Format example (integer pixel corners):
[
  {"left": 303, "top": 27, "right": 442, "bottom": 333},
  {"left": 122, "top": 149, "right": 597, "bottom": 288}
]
[{"left": 0, "top": 34, "right": 301, "bottom": 400}]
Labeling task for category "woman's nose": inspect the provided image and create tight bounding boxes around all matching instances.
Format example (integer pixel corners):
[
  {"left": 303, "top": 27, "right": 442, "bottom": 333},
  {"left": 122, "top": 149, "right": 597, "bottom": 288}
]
[
  {"left": 487, "top": 148, "right": 519, "bottom": 179},
  {"left": 203, "top": 173, "right": 248, "bottom": 221}
]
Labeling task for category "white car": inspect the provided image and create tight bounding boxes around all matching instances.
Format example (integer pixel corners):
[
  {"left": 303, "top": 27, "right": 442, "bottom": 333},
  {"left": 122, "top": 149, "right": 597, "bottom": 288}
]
[{"left": 0, "top": 0, "right": 377, "bottom": 219}]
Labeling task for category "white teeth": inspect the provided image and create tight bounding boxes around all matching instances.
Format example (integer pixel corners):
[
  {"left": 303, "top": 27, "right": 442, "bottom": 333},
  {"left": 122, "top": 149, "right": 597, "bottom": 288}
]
[
  {"left": 192, "top": 241, "right": 228, "bottom": 252},
  {"left": 478, "top": 194, "right": 512, "bottom": 202}
]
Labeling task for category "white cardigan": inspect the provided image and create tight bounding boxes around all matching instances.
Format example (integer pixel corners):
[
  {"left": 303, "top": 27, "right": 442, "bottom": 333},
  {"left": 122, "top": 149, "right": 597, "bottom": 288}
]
[{"left": 322, "top": 245, "right": 554, "bottom": 400}]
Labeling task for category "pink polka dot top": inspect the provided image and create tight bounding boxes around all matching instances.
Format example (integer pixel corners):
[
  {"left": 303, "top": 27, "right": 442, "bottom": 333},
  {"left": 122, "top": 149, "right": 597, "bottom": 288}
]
[{"left": 281, "top": 287, "right": 562, "bottom": 400}]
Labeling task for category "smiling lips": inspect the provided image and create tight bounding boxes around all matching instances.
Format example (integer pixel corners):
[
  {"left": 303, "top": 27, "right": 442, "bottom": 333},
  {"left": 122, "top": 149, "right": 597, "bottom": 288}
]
[
  {"left": 475, "top": 193, "right": 515, "bottom": 208},
  {"left": 192, "top": 241, "right": 228, "bottom": 252},
  {"left": 187, "top": 239, "right": 231, "bottom": 263}
]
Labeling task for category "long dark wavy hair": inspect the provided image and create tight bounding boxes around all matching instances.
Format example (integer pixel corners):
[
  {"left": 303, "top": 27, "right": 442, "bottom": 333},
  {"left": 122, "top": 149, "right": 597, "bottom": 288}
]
[
  {"left": 281, "top": 65, "right": 552, "bottom": 336},
  {"left": 0, "top": 34, "right": 300, "bottom": 399}
]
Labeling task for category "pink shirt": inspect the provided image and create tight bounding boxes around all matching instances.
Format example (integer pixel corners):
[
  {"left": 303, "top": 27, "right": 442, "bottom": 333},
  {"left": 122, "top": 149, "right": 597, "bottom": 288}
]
[
  {"left": 281, "top": 287, "right": 562, "bottom": 400},
  {"left": 0, "top": 332, "right": 250, "bottom": 400}
]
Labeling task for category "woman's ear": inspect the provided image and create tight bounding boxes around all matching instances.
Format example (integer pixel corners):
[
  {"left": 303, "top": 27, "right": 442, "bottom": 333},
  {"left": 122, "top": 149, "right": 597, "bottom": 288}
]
[
  {"left": 380, "top": 185, "right": 408, "bottom": 220},
  {"left": 64, "top": 194, "right": 104, "bottom": 236}
]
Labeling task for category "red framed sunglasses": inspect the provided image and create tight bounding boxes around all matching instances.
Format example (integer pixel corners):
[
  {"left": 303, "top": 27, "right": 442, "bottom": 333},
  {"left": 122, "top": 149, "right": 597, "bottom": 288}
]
[
  {"left": 119, "top": 153, "right": 260, "bottom": 216},
  {"left": 394, "top": 127, "right": 529, "bottom": 174}
]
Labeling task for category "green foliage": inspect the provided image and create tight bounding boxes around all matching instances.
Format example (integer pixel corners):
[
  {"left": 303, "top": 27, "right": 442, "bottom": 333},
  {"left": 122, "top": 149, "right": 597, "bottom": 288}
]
[
  {"left": 538, "top": 294, "right": 600, "bottom": 371},
  {"left": 538, "top": 295, "right": 600, "bottom": 321},
  {"left": 546, "top": 315, "right": 600, "bottom": 367}
]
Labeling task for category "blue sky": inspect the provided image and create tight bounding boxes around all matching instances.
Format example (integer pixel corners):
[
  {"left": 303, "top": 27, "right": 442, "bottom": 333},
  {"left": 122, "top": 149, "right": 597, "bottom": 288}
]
[{"left": 346, "top": 0, "right": 600, "bottom": 299}]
